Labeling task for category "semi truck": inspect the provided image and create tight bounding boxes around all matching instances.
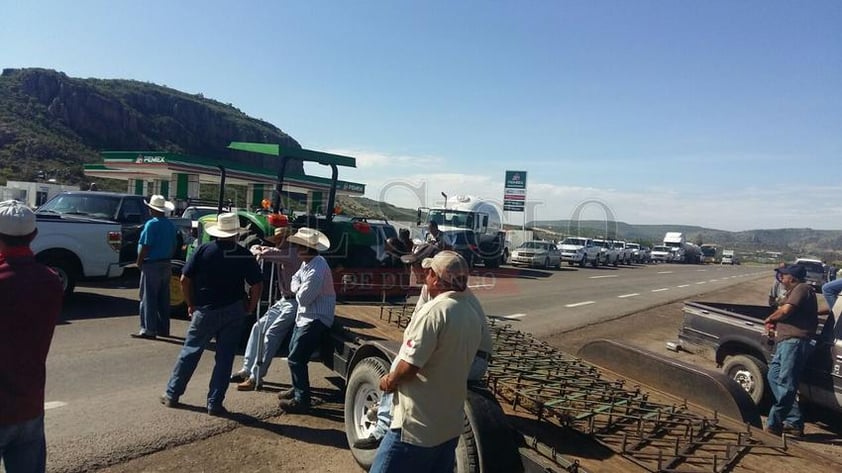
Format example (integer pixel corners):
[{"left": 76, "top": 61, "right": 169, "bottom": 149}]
[
  {"left": 663, "top": 232, "right": 702, "bottom": 264},
  {"left": 419, "top": 195, "right": 507, "bottom": 268}
]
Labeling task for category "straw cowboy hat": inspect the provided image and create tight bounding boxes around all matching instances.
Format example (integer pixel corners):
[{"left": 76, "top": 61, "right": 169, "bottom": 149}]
[
  {"left": 145, "top": 195, "right": 175, "bottom": 213},
  {"left": 265, "top": 226, "right": 294, "bottom": 244},
  {"left": 205, "top": 212, "right": 247, "bottom": 239},
  {"left": 287, "top": 227, "right": 330, "bottom": 252}
]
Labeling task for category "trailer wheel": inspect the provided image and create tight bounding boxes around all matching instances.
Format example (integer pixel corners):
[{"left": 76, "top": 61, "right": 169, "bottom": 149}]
[
  {"left": 345, "top": 356, "right": 390, "bottom": 469},
  {"left": 456, "top": 386, "right": 523, "bottom": 473},
  {"left": 723, "top": 354, "right": 768, "bottom": 405},
  {"left": 169, "top": 260, "right": 188, "bottom": 318}
]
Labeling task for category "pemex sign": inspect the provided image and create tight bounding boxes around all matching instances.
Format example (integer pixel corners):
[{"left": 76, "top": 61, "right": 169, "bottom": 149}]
[{"left": 503, "top": 170, "right": 527, "bottom": 212}]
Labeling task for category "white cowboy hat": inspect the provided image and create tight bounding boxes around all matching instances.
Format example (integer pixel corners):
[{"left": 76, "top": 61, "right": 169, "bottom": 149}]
[
  {"left": 145, "top": 195, "right": 175, "bottom": 213},
  {"left": 205, "top": 212, "right": 247, "bottom": 239},
  {"left": 287, "top": 227, "right": 331, "bottom": 252}
]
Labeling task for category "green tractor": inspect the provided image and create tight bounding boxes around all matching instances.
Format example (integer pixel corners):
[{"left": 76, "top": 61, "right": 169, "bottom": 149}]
[{"left": 169, "top": 144, "right": 411, "bottom": 317}]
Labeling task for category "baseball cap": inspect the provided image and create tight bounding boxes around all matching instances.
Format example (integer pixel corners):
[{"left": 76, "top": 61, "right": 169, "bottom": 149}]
[
  {"left": 776, "top": 264, "right": 806, "bottom": 280},
  {"left": 421, "top": 250, "right": 470, "bottom": 289},
  {"left": 0, "top": 200, "right": 36, "bottom": 236}
]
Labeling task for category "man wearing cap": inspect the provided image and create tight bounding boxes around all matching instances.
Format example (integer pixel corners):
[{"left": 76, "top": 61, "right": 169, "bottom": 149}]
[
  {"left": 277, "top": 228, "right": 336, "bottom": 414},
  {"left": 161, "top": 213, "right": 263, "bottom": 416},
  {"left": 763, "top": 264, "right": 819, "bottom": 437},
  {"left": 370, "top": 251, "right": 483, "bottom": 473},
  {"left": 0, "top": 200, "right": 63, "bottom": 472},
  {"left": 132, "top": 195, "right": 177, "bottom": 339},
  {"left": 424, "top": 221, "right": 452, "bottom": 251},
  {"left": 230, "top": 226, "right": 300, "bottom": 391}
]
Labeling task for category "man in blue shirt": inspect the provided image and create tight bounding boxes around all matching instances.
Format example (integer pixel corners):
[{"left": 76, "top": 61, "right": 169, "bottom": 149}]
[
  {"left": 161, "top": 212, "right": 263, "bottom": 416},
  {"left": 277, "top": 227, "right": 335, "bottom": 414},
  {"left": 132, "top": 195, "right": 177, "bottom": 339}
]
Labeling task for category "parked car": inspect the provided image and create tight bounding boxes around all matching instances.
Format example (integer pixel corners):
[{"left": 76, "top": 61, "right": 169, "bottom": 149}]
[
  {"left": 557, "top": 237, "right": 600, "bottom": 267},
  {"left": 510, "top": 240, "right": 561, "bottom": 269},
  {"left": 612, "top": 241, "right": 633, "bottom": 265},
  {"left": 650, "top": 245, "right": 671, "bottom": 263},
  {"left": 592, "top": 238, "right": 619, "bottom": 266},
  {"left": 794, "top": 258, "right": 827, "bottom": 291}
]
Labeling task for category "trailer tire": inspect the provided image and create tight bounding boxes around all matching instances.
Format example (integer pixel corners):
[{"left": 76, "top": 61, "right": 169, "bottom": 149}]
[
  {"left": 345, "top": 356, "right": 390, "bottom": 470},
  {"left": 723, "top": 354, "right": 768, "bottom": 406},
  {"left": 456, "top": 386, "right": 523, "bottom": 473}
]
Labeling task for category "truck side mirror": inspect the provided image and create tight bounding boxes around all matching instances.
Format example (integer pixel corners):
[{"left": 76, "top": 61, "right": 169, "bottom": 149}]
[{"left": 416, "top": 208, "right": 422, "bottom": 226}]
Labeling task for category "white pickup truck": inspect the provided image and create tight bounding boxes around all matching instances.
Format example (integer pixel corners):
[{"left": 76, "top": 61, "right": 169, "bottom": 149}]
[
  {"left": 32, "top": 214, "right": 124, "bottom": 297},
  {"left": 557, "top": 237, "right": 600, "bottom": 267}
]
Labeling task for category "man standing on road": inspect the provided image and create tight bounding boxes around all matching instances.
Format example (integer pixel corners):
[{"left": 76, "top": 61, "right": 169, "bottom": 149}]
[
  {"left": 763, "top": 264, "right": 818, "bottom": 437},
  {"left": 369, "top": 251, "right": 483, "bottom": 473},
  {"left": 0, "top": 200, "right": 63, "bottom": 473},
  {"left": 768, "top": 262, "right": 788, "bottom": 308},
  {"left": 161, "top": 213, "right": 263, "bottom": 416},
  {"left": 277, "top": 228, "right": 335, "bottom": 414},
  {"left": 132, "top": 195, "right": 177, "bottom": 339},
  {"left": 231, "top": 226, "right": 300, "bottom": 391}
]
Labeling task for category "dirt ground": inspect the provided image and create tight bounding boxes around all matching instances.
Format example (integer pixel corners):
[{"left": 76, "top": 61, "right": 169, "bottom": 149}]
[{"left": 96, "top": 277, "right": 842, "bottom": 473}]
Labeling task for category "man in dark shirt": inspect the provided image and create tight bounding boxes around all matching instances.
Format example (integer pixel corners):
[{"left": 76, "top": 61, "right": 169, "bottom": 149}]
[
  {"left": 0, "top": 200, "right": 63, "bottom": 473},
  {"left": 161, "top": 213, "right": 263, "bottom": 416},
  {"left": 763, "top": 264, "right": 818, "bottom": 437}
]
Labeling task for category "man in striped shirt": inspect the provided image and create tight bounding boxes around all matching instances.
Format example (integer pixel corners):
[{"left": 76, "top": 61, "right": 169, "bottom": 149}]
[{"left": 277, "top": 228, "right": 335, "bottom": 414}]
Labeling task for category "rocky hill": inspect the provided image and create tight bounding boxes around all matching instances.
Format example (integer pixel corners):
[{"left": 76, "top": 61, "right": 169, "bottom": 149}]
[{"left": 0, "top": 68, "right": 303, "bottom": 186}]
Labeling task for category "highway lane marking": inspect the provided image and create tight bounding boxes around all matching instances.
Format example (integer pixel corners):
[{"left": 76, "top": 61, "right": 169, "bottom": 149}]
[
  {"left": 696, "top": 269, "right": 707, "bottom": 272},
  {"left": 45, "top": 401, "right": 67, "bottom": 410},
  {"left": 651, "top": 288, "right": 669, "bottom": 292},
  {"left": 469, "top": 283, "right": 496, "bottom": 288},
  {"left": 709, "top": 279, "right": 719, "bottom": 282},
  {"left": 589, "top": 275, "right": 618, "bottom": 279},
  {"left": 618, "top": 293, "right": 639, "bottom": 298},
  {"left": 565, "top": 301, "right": 595, "bottom": 308},
  {"left": 657, "top": 271, "right": 674, "bottom": 274},
  {"left": 696, "top": 281, "right": 707, "bottom": 284},
  {"left": 677, "top": 284, "right": 690, "bottom": 288},
  {"left": 499, "top": 313, "right": 527, "bottom": 320}
]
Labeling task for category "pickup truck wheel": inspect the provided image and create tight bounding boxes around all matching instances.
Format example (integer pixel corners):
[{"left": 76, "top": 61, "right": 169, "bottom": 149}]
[
  {"left": 723, "top": 354, "right": 768, "bottom": 405},
  {"left": 345, "top": 356, "right": 389, "bottom": 469},
  {"left": 455, "top": 386, "right": 522, "bottom": 473},
  {"left": 169, "top": 260, "right": 188, "bottom": 318},
  {"left": 38, "top": 254, "right": 79, "bottom": 298}
]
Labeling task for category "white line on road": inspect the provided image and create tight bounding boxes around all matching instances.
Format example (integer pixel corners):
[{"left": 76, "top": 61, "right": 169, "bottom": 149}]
[
  {"left": 696, "top": 269, "right": 707, "bottom": 272},
  {"left": 565, "top": 301, "right": 595, "bottom": 308},
  {"left": 618, "top": 293, "right": 640, "bottom": 298},
  {"left": 469, "top": 283, "right": 496, "bottom": 288},
  {"left": 589, "top": 275, "right": 618, "bottom": 279},
  {"left": 657, "top": 271, "right": 674, "bottom": 274},
  {"left": 709, "top": 279, "right": 719, "bottom": 282},
  {"left": 696, "top": 281, "right": 707, "bottom": 285},
  {"left": 652, "top": 288, "right": 669, "bottom": 292},
  {"left": 45, "top": 401, "right": 67, "bottom": 410},
  {"left": 677, "top": 284, "right": 690, "bottom": 288},
  {"left": 499, "top": 313, "right": 527, "bottom": 320}
]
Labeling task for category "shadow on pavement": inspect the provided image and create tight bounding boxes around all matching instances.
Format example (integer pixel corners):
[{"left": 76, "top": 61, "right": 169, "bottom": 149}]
[{"left": 61, "top": 291, "right": 138, "bottom": 322}]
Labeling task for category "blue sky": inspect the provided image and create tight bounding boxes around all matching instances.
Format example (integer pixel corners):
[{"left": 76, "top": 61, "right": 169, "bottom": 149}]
[{"left": 3, "top": 1, "right": 840, "bottom": 231}]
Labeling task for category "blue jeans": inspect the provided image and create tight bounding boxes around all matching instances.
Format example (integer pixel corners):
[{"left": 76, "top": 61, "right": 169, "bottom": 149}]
[
  {"left": 165, "top": 301, "right": 245, "bottom": 409},
  {"left": 0, "top": 414, "right": 46, "bottom": 473},
  {"left": 767, "top": 338, "right": 812, "bottom": 430},
  {"left": 370, "top": 429, "right": 458, "bottom": 473},
  {"left": 241, "top": 298, "right": 297, "bottom": 380},
  {"left": 822, "top": 278, "right": 842, "bottom": 314},
  {"left": 287, "top": 320, "right": 327, "bottom": 406},
  {"left": 139, "top": 261, "right": 171, "bottom": 336}
]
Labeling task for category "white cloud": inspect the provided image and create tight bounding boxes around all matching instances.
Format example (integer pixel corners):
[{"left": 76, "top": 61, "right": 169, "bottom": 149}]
[{"left": 325, "top": 148, "right": 842, "bottom": 232}]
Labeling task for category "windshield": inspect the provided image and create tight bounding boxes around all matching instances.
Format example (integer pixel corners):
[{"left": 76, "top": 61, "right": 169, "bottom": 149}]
[
  {"left": 613, "top": 242, "right": 625, "bottom": 249},
  {"left": 562, "top": 238, "right": 586, "bottom": 246},
  {"left": 181, "top": 207, "right": 218, "bottom": 220},
  {"left": 428, "top": 210, "right": 475, "bottom": 230},
  {"left": 653, "top": 246, "right": 670, "bottom": 252},
  {"left": 519, "top": 241, "right": 551, "bottom": 250},
  {"left": 593, "top": 240, "right": 611, "bottom": 248},
  {"left": 798, "top": 262, "right": 824, "bottom": 273},
  {"left": 627, "top": 243, "right": 639, "bottom": 250},
  {"left": 701, "top": 246, "right": 717, "bottom": 257},
  {"left": 37, "top": 194, "right": 120, "bottom": 220},
  {"left": 664, "top": 242, "right": 681, "bottom": 248}
]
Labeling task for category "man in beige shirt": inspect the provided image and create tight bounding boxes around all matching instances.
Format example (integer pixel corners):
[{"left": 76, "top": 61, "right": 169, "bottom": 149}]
[{"left": 369, "top": 251, "right": 483, "bottom": 473}]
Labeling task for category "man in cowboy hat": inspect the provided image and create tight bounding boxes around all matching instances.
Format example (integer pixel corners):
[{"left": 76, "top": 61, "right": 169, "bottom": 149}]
[
  {"left": 131, "top": 195, "right": 177, "bottom": 339},
  {"left": 277, "top": 227, "right": 336, "bottom": 413},
  {"left": 161, "top": 213, "right": 263, "bottom": 416},
  {"left": 0, "top": 200, "right": 63, "bottom": 473},
  {"left": 230, "top": 226, "right": 301, "bottom": 391}
]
